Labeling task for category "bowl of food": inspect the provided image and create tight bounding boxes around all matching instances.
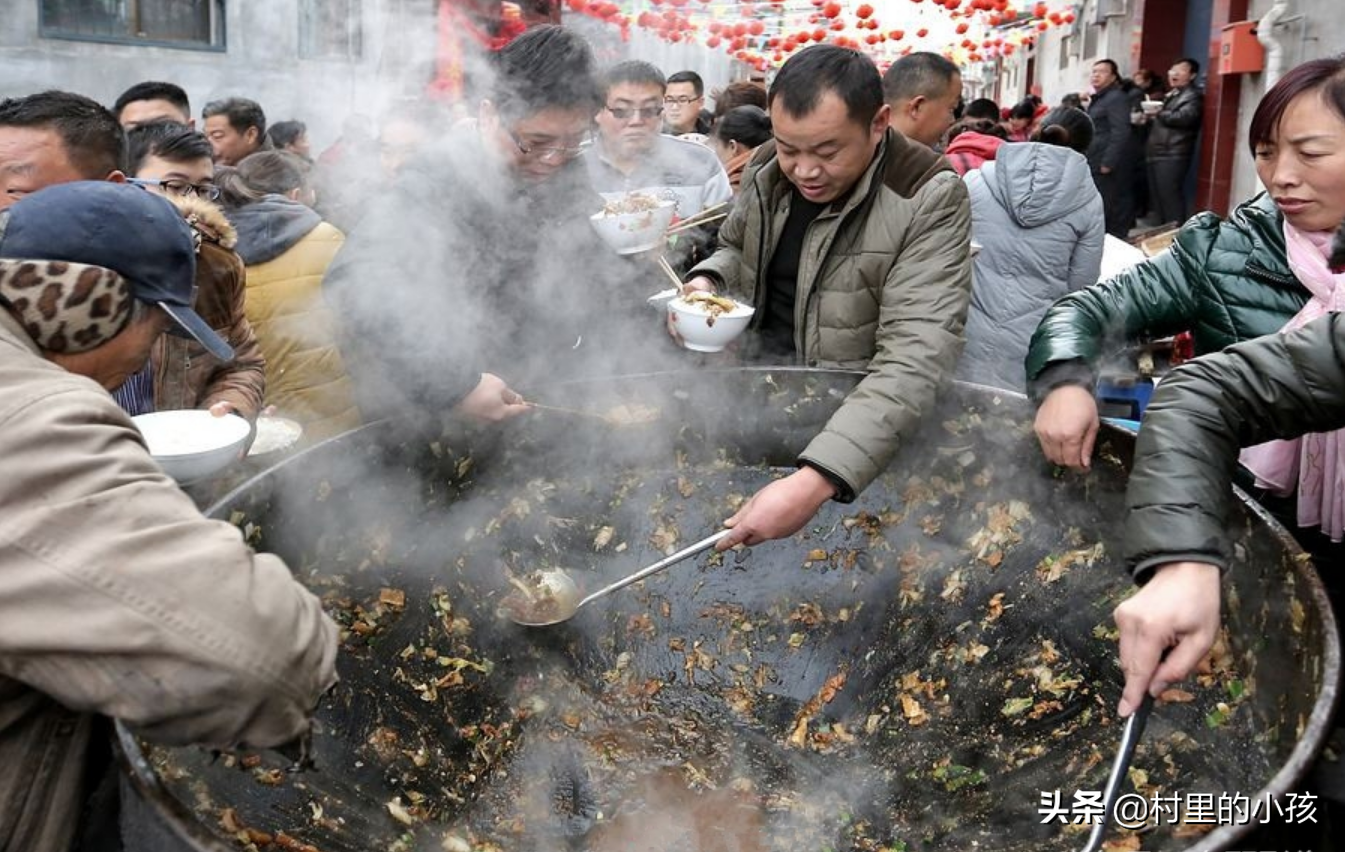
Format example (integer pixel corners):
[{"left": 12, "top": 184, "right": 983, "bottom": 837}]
[
  {"left": 667, "top": 291, "right": 755, "bottom": 352},
  {"left": 132, "top": 409, "right": 251, "bottom": 484},
  {"left": 1141, "top": 99, "right": 1163, "bottom": 116},
  {"left": 590, "top": 192, "right": 677, "bottom": 255}
]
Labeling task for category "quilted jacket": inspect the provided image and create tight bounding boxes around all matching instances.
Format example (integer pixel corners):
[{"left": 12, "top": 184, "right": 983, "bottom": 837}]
[
  {"left": 1125, "top": 313, "right": 1345, "bottom": 579},
  {"left": 1024, "top": 191, "right": 1309, "bottom": 399}
]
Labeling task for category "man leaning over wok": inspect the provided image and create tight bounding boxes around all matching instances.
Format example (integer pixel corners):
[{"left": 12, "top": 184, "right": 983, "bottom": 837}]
[
  {"left": 0, "top": 181, "right": 338, "bottom": 852},
  {"left": 324, "top": 26, "right": 668, "bottom": 432},
  {"left": 678, "top": 45, "right": 973, "bottom": 549}
]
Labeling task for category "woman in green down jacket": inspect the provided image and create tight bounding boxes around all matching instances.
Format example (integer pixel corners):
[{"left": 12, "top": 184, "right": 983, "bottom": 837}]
[{"left": 1025, "top": 54, "right": 1345, "bottom": 556}]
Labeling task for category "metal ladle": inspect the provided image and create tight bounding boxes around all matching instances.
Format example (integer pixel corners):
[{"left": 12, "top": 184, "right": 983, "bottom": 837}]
[
  {"left": 1078, "top": 691, "right": 1156, "bottom": 852},
  {"left": 504, "top": 529, "right": 732, "bottom": 627}
]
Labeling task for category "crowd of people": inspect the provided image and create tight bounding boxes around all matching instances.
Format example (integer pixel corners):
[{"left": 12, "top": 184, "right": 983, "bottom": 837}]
[{"left": 0, "top": 19, "right": 1343, "bottom": 847}]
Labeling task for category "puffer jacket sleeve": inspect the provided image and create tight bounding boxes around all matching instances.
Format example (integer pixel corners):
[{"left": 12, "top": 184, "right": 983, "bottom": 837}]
[
  {"left": 1023, "top": 212, "right": 1220, "bottom": 400},
  {"left": 0, "top": 383, "right": 339, "bottom": 748},
  {"left": 798, "top": 173, "right": 973, "bottom": 498},
  {"left": 1125, "top": 313, "right": 1345, "bottom": 581},
  {"left": 199, "top": 248, "right": 267, "bottom": 417}
]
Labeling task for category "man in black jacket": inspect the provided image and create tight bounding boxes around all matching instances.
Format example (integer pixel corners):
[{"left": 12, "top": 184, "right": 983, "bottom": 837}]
[
  {"left": 1144, "top": 58, "right": 1204, "bottom": 226},
  {"left": 1086, "top": 59, "right": 1136, "bottom": 237}
]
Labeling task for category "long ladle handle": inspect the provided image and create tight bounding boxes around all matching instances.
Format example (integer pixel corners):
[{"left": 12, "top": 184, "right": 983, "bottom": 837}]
[
  {"left": 1079, "top": 690, "right": 1155, "bottom": 852},
  {"left": 578, "top": 529, "right": 733, "bottom": 608}
]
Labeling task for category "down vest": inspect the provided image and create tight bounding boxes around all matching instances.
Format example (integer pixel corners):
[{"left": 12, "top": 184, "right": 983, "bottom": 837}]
[
  {"left": 956, "top": 142, "right": 1104, "bottom": 392},
  {"left": 1125, "top": 313, "right": 1345, "bottom": 580},
  {"left": 1024, "top": 191, "right": 1310, "bottom": 398},
  {"left": 690, "top": 128, "right": 972, "bottom": 499}
]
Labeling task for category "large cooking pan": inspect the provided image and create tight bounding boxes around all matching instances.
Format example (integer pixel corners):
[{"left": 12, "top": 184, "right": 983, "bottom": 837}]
[{"left": 118, "top": 370, "right": 1339, "bottom": 852}]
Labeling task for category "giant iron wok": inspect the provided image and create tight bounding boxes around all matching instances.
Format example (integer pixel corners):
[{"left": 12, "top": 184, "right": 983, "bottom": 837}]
[{"left": 119, "top": 370, "right": 1339, "bottom": 852}]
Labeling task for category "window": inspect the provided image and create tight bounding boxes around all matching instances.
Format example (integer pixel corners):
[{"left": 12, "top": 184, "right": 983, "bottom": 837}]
[
  {"left": 40, "top": 0, "right": 225, "bottom": 51},
  {"left": 299, "top": 0, "right": 362, "bottom": 60}
]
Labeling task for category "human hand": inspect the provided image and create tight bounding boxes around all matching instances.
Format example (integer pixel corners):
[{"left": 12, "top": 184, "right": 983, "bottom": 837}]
[
  {"left": 667, "top": 276, "right": 717, "bottom": 342},
  {"left": 717, "top": 466, "right": 837, "bottom": 550},
  {"left": 208, "top": 401, "right": 239, "bottom": 418},
  {"left": 1113, "top": 561, "right": 1222, "bottom": 716},
  {"left": 1033, "top": 385, "right": 1100, "bottom": 469},
  {"left": 454, "top": 373, "right": 531, "bottom": 423}
]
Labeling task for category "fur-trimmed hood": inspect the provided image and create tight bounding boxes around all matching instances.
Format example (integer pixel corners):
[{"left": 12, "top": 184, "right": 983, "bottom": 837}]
[{"left": 164, "top": 193, "right": 238, "bottom": 250}]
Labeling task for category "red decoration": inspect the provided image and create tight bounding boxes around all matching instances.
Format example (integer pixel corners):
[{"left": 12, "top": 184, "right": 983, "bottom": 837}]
[
  {"left": 889, "top": 28, "right": 904, "bottom": 38},
  {"left": 822, "top": 1, "right": 842, "bottom": 17},
  {"left": 955, "top": 21, "right": 969, "bottom": 33},
  {"left": 916, "top": 26, "right": 928, "bottom": 36},
  {"left": 1032, "top": 1, "right": 1047, "bottom": 16},
  {"left": 856, "top": 3, "right": 874, "bottom": 18},
  {"left": 749, "top": 20, "right": 765, "bottom": 34}
]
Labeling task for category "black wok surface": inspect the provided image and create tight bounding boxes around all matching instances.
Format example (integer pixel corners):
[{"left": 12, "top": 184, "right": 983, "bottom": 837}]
[{"left": 119, "top": 370, "right": 1339, "bottom": 852}]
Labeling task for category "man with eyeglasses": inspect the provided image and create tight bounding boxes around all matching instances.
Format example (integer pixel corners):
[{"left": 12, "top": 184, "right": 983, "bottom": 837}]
[
  {"left": 325, "top": 26, "right": 665, "bottom": 430},
  {"left": 114, "top": 121, "right": 267, "bottom": 424},
  {"left": 664, "top": 70, "right": 713, "bottom": 136},
  {"left": 585, "top": 62, "right": 731, "bottom": 271}
]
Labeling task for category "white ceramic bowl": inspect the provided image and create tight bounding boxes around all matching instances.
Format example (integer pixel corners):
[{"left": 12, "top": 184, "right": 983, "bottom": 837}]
[
  {"left": 132, "top": 410, "right": 251, "bottom": 484},
  {"left": 590, "top": 198, "right": 677, "bottom": 255},
  {"left": 1141, "top": 99, "right": 1163, "bottom": 115},
  {"left": 667, "top": 294, "right": 755, "bottom": 352}
]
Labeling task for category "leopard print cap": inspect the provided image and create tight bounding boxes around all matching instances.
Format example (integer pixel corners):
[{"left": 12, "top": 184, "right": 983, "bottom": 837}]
[{"left": 0, "top": 259, "right": 134, "bottom": 353}]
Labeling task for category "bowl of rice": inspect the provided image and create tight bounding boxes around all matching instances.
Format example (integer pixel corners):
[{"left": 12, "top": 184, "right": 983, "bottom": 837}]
[
  {"left": 132, "top": 410, "right": 251, "bottom": 484},
  {"left": 590, "top": 192, "right": 677, "bottom": 255}
]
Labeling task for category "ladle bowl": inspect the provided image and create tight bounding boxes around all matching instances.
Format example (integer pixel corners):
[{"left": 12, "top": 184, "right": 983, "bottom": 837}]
[{"left": 502, "top": 530, "right": 732, "bottom": 626}]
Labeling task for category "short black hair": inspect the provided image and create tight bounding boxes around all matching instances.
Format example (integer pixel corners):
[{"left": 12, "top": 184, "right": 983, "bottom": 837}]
[
  {"left": 1175, "top": 57, "right": 1201, "bottom": 76},
  {"left": 1008, "top": 99, "right": 1037, "bottom": 121},
  {"left": 202, "top": 97, "right": 267, "bottom": 137},
  {"left": 0, "top": 90, "right": 126, "bottom": 176},
  {"left": 769, "top": 45, "right": 883, "bottom": 126},
  {"left": 1093, "top": 58, "right": 1120, "bottom": 78},
  {"left": 667, "top": 70, "right": 704, "bottom": 98},
  {"left": 882, "top": 52, "right": 960, "bottom": 104},
  {"left": 113, "top": 81, "right": 191, "bottom": 121},
  {"left": 713, "top": 105, "right": 772, "bottom": 148},
  {"left": 126, "top": 121, "right": 214, "bottom": 175},
  {"left": 964, "top": 97, "right": 1000, "bottom": 121},
  {"left": 602, "top": 60, "right": 666, "bottom": 96},
  {"left": 268, "top": 120, "right": 306, "bottom": 149},
  {"left": 492, "top": 25, "right": 599, "bottom": 121}
]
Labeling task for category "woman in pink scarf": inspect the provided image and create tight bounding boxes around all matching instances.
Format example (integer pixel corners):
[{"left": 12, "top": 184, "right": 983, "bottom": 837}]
[{"left": 1106, "top": 57, "right": 1345, "bottom": 718}]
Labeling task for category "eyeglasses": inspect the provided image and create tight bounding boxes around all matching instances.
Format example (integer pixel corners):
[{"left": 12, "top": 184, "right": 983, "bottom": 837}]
[
  {"left": 506, "top": 128, "right": 589, "bottom": 163},
  {"left": 127, "top": 177, "right": 221, "bottom": 201},
  {"left": 663, "top": 96, "right": 701, "bottom": 106},
  {"left": 605, "top": 105, "right": 664, "bottom": 121}
]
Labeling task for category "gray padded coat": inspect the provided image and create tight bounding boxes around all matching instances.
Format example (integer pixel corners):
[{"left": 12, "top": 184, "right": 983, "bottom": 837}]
[{"left": 955, "top": 142, "right": 1105, "bottom": 392}]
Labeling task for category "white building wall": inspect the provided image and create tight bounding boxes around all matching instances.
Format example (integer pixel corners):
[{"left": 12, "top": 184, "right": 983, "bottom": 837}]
[{"left": 0, "top": 1, "right": 442, "bottom": 148}]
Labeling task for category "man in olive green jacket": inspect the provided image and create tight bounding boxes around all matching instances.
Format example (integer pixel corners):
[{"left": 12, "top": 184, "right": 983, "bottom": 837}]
[
  {"left": 1114, "top": 311, "right": 1345, "bottom": 719},
  {"left": 684, "top": 46, "right": 972, "bottom": 549}
]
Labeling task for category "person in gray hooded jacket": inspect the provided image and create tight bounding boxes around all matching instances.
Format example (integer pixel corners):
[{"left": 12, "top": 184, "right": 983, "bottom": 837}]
[{"left": 955, "top": 106, "right": 1105, "bottom": 393}]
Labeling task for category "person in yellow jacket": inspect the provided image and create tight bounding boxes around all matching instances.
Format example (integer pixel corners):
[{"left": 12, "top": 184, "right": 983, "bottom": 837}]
[{"left": 217, "top": 151, "right": 361, "bottom": 444}]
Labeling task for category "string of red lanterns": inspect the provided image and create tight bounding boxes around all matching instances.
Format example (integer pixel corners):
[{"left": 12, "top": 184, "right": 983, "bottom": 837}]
[{"left": 563, "top": 0, "right": 1076, "bottom": 71}]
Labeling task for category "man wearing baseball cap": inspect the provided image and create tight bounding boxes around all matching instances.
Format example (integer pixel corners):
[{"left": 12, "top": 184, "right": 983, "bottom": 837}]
[{"left": 0, "top": 181, "right": 337, "bottom": 851}]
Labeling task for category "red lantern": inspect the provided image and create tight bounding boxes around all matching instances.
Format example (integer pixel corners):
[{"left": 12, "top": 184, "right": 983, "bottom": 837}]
[
  {"left": 856, "top": 3, "right": 874, "bottom": 18},
  {"left": 830, "top": 19, "right": 844, "bottom": 30},
  {"left": 1063, "top": 11, "right": 1074, "bottom": 22},
  {"left": 916, "top": 26, "right": 928, "bottom": 37},
  {"left": 749, "top": 20, "right": 765, "bottom": 34},
  {"left": 732, "top": 21, "right": 748, "bottom": 35},
  {"left": 707, "top": 34, "right": 722, "bottom": 47},
  {"left": 1032, "top": 1, "right": 1047, "bottom": 16},
  {"left": 1035, "top": 20, "right": 1048, "bottom": 30},
  {"left": 944, "top": 0, "right": 960, "bottom": 9},
  {"left": 812, "top": 27, "right": 827, "bottom": 40},
  {"left": 889, "top": 28, "right": 904, "bottom": 39},
  {"left": 822, "top": 1, "right": 842, "bottom": 17},
  {"left": 955, "top": 21, "right": 968, "bottom": 33}
]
